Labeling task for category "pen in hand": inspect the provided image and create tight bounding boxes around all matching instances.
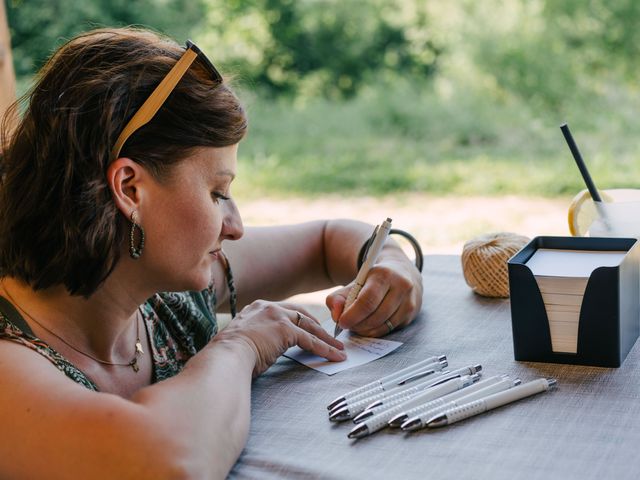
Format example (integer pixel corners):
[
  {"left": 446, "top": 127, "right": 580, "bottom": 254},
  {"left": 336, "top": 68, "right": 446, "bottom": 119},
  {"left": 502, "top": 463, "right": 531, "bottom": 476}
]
[{"left": 334, "top": 217, "right": 393, "bottom": 338}]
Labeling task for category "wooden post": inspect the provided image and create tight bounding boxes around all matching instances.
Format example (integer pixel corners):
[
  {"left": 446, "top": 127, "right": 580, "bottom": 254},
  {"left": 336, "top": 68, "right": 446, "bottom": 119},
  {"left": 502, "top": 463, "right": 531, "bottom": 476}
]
[{"left": 0, "top": 0, "right": 16, "bottom": 143}]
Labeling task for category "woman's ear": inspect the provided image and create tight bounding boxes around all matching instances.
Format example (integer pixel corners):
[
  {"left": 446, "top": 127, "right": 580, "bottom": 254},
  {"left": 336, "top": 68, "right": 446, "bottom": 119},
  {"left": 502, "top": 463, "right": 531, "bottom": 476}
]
[{"left": 106, "top": 158, "right": 145, "bottom": 217}]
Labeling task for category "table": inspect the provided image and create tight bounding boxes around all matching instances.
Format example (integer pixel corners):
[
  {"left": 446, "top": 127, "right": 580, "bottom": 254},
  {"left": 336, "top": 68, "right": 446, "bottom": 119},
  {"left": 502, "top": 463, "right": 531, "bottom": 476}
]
[{"left": 228, "top": 255, "right": 640, "bottom": 479}]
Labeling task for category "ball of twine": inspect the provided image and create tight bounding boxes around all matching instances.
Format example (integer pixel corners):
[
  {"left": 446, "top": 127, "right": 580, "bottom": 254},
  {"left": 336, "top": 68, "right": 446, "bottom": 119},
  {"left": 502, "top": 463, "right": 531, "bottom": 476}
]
[{"left": 461, "top": 232, "right": 530, "bottom": 298}]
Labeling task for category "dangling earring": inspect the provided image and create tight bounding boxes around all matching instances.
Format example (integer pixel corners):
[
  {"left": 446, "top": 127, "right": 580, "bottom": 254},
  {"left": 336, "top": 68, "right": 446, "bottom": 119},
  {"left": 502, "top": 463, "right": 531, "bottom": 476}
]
[{"left": 129, "top": 211, "right": 145, "bottom": 259}]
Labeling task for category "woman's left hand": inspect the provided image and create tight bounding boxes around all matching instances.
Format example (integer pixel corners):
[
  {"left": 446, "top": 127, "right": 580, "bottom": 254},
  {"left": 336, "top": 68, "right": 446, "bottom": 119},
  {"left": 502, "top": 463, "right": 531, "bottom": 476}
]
[{"left": 325, "top": 252, "right": 423, "bottom": 337}]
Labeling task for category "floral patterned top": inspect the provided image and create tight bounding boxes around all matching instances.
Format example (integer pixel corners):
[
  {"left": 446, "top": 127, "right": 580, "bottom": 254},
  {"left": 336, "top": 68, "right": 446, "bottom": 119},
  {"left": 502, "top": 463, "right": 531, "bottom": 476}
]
[{"left": 0, "top": 263, "right": 237, "bottom": 391}]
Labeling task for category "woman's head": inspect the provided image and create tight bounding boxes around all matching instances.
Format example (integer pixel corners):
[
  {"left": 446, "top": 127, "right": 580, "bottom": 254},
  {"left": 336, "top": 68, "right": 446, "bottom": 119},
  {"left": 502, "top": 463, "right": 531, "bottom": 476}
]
[{"left": 0, "top": 27, "right": 247, "bottom": 296}]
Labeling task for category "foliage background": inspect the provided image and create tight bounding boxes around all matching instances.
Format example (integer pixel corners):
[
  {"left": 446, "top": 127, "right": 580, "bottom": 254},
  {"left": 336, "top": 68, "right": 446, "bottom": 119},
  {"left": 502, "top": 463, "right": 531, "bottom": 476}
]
[{"left": 6, "top": 0, "right": 640, "bottom": 198}]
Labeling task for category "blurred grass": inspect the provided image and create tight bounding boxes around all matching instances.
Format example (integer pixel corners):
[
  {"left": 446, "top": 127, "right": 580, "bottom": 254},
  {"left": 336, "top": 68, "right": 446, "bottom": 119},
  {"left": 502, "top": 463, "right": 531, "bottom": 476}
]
[
  {"left": 13, "top": 76, "right": 640, "bottom": 202},
  {"left": 9, "top": 1, "right": 640, "bottom": 202},
  {"left": 234, "top": 80, "right": 640, "bottom": 199}
]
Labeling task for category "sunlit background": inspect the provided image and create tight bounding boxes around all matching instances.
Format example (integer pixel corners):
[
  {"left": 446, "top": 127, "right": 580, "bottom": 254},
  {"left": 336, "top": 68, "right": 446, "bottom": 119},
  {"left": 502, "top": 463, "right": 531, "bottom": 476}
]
[{"left": 6, "top": 0, "right": 640, "bottom": 251}]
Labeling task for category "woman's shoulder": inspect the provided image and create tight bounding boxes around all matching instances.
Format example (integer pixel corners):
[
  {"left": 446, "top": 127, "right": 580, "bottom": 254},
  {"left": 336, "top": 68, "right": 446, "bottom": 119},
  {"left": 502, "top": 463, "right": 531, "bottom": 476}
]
[{"left": 0, "top": 309, "right": 99, "bottom": 390}]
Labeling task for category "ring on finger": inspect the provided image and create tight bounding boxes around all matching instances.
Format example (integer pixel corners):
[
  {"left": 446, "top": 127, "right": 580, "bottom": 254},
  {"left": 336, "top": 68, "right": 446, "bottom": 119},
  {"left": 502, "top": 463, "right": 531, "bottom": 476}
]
[
  {"left": 384, "top": 319, "right": 394, "bottom": 333},
  {"left": 294, "top": 311, "right": 303, "bottom": 327}
]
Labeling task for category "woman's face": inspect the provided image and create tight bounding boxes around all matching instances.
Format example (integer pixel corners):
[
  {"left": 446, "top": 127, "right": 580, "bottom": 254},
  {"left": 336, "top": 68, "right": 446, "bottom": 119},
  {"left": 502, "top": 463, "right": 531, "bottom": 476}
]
[{"left": 139, "top": 144, "right": 243, "bottom": 292}]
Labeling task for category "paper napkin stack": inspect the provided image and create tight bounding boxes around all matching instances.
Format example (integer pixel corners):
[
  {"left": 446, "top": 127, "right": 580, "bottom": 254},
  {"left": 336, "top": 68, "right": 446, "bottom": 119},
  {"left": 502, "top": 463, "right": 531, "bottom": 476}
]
[{"left": 525, "top": 249, "right": 626, "bottom": 353}]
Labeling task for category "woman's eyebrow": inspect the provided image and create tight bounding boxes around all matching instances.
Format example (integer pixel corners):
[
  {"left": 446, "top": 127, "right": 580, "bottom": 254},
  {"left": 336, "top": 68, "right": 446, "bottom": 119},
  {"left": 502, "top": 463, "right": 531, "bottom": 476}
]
[{"left": 216, "top": 169, "right": 236, "bottom": 180}]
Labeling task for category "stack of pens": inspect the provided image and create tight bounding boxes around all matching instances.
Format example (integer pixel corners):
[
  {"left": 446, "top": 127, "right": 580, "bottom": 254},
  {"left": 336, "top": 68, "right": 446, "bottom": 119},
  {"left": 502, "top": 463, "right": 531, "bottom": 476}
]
[{"left": 326, "top": 355, "right": 557, "bottom": 439}]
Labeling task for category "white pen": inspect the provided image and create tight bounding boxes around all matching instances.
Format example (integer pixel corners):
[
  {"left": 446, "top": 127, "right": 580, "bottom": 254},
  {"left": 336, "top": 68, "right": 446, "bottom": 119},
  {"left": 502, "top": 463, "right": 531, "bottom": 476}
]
[
  {"left": 384, "top": 374, "right": 508, "bottom": 427},
  {"left": 328, "top": 361, "right": 448, "bottom": 419},
  {"left": 426, "top": 378, "right": 557, "bottom": 428},
  {"left": 326, "top": 355, "right": 447, "bottom": 411},
  {"left": 329, "top": 360, "right": 448, "bottom": 422},
  {"left": 348, "top": 374, "right": 480, "bottom": 439},
  {"left": 327, "top": 355, "right": 446, "bottom": 411},
  {"left": 352, "top": 364, "right": 483, "bottom": 423},
  {"left": 400, "top": 377, "right": 520, "bottom": 431},
  {"left": 363, "top": 364, "right": 482, "bottom": 411},
  {"left": 334, "top": 218, "right": 392, "bottom": 338}
]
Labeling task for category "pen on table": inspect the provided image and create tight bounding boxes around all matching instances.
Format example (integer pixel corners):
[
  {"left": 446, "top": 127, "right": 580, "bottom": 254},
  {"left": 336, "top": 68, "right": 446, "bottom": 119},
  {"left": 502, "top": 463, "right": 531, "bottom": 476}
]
[
  {"left": 362, "top": 364, "right": 482, "bottom": 412},
  {"left": 328, "top": 360, "right": 448, "bottom": 422},
  {"left": 352, "top": 371, "right": 482, "bottom": 426},
  {"left": 352, "top": 364, "right": 483, "bottom": 423},
  {"left": 328, "top": 359, "right": 448, "bottom": 418},
  {"left": 425, "top": 377, "right": 557, "bottom": 428},
  {"left": 347, "top": 374, "right": 480, "bottom": 439},
  {"left": 326, "top": 354, "right": 447, "bottom": 411},
  {"left": 384, "top": 374, "right": 508, "bottom": 428},
  {"left": 400, "top": 376, "right": 520, "bottom": 431},
  {"left": 560, "top": 123, "right": 610, "bottom": 231},
  {"left": 334, "top": 217, "right": 393, "bottom": 338},
  {"left": 338, "top": 361, "right": 451, "bottom": 423}
]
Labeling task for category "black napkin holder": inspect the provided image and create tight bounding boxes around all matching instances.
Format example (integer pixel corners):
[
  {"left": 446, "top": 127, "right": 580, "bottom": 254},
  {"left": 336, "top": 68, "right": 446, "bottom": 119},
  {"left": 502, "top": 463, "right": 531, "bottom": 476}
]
[{"left": 508, "top": 236, "right": 639, "bottom": 367}]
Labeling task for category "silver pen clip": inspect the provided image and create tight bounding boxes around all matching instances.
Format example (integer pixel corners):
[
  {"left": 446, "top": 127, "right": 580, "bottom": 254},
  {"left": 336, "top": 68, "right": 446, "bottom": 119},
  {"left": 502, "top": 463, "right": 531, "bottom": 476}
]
[
  {"left": 396, "top": 368, "right": 436, "bottom": 386},
  {"left": 359, "top": 225, "right": 379, "bottom": 262},
  {"left": 396, "top": 359, "right": 448, "bottom": 385},
  {"left": 427, "top": 373, "right": 461, "bottom": 387},
  {"left": 427, "top": 364, "right": 482, "bottom": 387}
]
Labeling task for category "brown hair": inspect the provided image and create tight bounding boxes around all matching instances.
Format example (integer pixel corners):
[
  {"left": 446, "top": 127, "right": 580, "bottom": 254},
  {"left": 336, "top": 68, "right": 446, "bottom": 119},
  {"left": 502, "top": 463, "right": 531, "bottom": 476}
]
[{"left": 0, "top": 27, "right": 247, "bottom": 296}]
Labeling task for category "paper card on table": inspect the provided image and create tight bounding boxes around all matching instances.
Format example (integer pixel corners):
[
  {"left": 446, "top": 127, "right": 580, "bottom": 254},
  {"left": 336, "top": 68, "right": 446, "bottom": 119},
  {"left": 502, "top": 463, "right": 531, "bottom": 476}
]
[{"left": 284, "top": 330, "right": 403, "bottom": 375}]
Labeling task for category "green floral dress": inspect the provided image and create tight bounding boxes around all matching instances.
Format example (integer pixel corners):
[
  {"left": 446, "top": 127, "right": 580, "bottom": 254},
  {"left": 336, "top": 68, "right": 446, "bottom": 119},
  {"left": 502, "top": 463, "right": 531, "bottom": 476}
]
[{"left": 0, "top": 265, "right": 237, "bottom": 391}]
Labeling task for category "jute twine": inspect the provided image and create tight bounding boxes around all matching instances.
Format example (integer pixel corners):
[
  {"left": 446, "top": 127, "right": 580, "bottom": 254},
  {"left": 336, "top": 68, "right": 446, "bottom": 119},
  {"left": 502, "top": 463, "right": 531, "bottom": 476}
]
[{"left": 461, "top": 232, "right": 530, "bottom": 298}]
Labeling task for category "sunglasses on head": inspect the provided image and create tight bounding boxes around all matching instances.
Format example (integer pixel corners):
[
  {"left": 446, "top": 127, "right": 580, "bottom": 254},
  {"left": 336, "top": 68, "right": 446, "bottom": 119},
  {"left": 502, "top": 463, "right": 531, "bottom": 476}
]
[{"left": 111, "top": 40, "right": 222, "bottom": 161}]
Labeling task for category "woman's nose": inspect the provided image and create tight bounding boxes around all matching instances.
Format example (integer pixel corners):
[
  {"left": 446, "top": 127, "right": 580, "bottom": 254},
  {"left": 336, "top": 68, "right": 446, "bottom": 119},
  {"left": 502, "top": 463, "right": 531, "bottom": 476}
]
[{"left": 222, "top": 200, "right": 244, "bottom": 241}]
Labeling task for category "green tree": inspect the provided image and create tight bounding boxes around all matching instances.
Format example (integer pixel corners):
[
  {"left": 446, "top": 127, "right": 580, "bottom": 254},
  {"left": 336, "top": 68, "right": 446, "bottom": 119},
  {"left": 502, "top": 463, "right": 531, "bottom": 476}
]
[
  {"left": 198, "top": 0, "right": 441, "bottom": 98},
  {"left": 457, "top": 0, "right": 640, "bottom": 112},
  {"left": 543, "top": 0, "right": 640, "bottom": 79},
  {"left": 7, "top": 0, "right": 207, "bottom": 78}
]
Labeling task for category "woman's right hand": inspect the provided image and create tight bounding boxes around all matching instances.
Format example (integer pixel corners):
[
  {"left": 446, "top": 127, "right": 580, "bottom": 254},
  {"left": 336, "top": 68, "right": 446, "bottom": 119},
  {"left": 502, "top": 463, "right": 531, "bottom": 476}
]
[{"left": 213, "top": 300, "right": 347, "bottom": 377}]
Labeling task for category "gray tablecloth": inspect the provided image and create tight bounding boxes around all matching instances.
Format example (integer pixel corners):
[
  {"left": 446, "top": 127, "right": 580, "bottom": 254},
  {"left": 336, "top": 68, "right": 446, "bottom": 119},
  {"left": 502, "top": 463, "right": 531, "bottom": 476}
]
[{"left": 228, "top": 255, "right": 640, "bottom": 479}]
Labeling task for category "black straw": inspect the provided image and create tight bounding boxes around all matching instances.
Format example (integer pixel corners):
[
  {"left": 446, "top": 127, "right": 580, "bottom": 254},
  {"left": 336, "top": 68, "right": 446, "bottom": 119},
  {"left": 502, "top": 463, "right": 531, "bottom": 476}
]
[{"left": 560, "top": 123, "right": 602, "bottom": 202}]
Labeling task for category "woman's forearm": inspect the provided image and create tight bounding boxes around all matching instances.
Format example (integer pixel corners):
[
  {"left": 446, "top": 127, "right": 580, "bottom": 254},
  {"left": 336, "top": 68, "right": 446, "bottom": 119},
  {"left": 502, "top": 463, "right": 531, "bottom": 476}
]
[
  {"left": 0, "top": 337, "right": 256, "bottom": 480},
  {"left": 130, "top": 339, "right": 256, "bottom": 479},
  {"left": 221, "top": 220, "right": 375, "bottom": 307}
]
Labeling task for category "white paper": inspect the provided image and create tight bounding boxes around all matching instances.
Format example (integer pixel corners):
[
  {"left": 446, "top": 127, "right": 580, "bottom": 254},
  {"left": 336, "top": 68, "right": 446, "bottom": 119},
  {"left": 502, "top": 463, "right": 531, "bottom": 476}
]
[
  {"left": 540, "top": 292, "right": 585, "bottom": 307},
  {"left": 284, "top": 328, "right": 403, "bottom": 375},
  {"left": 535, "top": 276, "right": 589, "bottom": 295},
  {"left": 526, "top": 248, "right": 626, "bottom": 277},
  {"left": 526, "top": 248, "right": 627, "bottom": 355}
]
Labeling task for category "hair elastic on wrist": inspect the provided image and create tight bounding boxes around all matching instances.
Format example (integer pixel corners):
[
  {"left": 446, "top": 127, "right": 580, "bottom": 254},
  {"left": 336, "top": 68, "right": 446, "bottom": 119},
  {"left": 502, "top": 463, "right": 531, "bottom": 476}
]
[{"left": 357, "top": 228, "right": 423, "bottom": 272}]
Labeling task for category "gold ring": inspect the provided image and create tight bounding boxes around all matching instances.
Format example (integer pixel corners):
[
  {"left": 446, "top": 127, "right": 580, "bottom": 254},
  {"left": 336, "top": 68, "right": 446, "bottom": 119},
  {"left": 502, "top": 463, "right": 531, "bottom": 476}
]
[
  {"left": 384, "top": 319, "right": 394, "bottom": 333},
  {"left": 295, "top": 312, "right": 303, "bottom": 327}
]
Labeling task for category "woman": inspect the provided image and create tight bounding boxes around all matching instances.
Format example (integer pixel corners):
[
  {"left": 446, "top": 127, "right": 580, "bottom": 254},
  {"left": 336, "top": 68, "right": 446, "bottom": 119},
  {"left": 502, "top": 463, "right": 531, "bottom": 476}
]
[{"left": 0, "top": 28, "right": 422, "bottom": 479}]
